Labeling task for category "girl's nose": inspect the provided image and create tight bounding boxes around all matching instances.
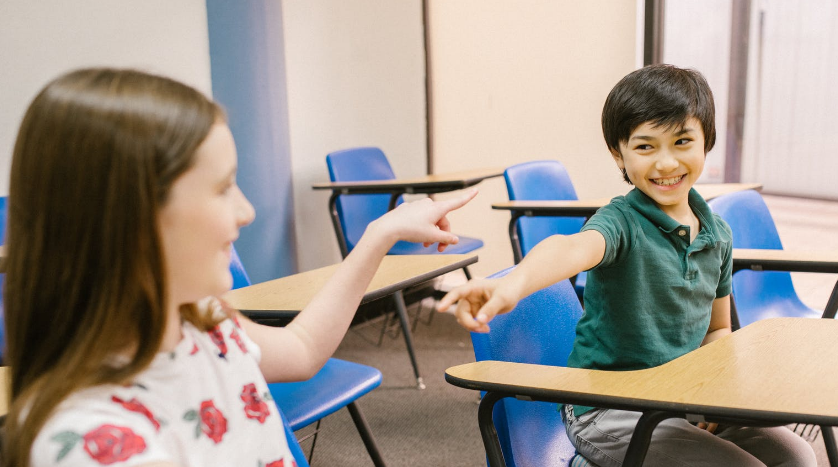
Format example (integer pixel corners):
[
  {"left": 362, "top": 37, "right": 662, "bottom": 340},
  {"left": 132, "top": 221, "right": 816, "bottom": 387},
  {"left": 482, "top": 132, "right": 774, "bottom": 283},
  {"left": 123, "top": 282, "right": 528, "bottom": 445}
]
[{"left": 237, "top": 190, "right": 256, "bottom": 227}]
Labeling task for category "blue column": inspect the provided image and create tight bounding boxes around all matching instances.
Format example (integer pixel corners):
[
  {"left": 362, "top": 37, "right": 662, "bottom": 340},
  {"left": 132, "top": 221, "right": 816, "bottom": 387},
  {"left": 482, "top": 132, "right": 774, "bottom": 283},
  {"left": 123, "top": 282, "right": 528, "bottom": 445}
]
[{"left": 206, "top": 0, "right": 297, "bottom": 282}]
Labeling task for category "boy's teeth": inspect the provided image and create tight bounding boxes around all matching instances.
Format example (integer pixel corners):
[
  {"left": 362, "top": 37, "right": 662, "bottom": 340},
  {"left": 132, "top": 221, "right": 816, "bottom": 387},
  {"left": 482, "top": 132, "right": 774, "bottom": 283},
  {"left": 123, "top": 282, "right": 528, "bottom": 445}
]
[{"left": 653, "top": 175, "right": 683, "bottom": 186}]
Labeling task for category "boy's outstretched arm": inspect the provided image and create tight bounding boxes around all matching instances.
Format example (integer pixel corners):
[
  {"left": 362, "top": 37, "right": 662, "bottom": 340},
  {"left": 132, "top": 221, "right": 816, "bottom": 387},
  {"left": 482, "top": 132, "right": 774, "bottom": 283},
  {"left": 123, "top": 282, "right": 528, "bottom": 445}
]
[
  {"left": 439, "top": 229, "right": 606, "bottom": 332},
  {"left": 242, "top": 189, "right": 478, "bottom": 383}
]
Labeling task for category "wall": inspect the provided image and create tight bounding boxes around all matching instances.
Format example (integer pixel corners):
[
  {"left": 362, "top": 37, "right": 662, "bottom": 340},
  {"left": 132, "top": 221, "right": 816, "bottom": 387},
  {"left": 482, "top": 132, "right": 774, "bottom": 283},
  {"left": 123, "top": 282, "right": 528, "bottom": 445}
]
[
  {"left": 282, "top": 0, "right": 428, "bottom": 271},
  {"left": 0, "top": 0, "right": 212, "bottom": 196},
  {"left": 206, "top": 1, "right": 298, "bottom": 282},
  {"left": 427, "top": 0, "right": 639, "bottom": 277},
  {"left": 741, "top": 0, "right": 838, "bottom": 200},
  {"left": 663, "top": 0, "right": 732, "bottom": 183}
]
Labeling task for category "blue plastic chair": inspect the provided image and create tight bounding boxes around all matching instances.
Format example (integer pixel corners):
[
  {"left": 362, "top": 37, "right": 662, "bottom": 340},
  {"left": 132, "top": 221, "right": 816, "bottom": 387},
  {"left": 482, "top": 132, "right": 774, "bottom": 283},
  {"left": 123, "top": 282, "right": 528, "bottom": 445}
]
[
  {"left": 470, "top": 266, "right": 589, "bottom": 467},
  {"left": 230, "top": 247, "right": 386, "bottom": 466},
  {"left": 326, "top": 147, "right": 484, "bottom": 263},
  {"left": 503, "top": 161, "right": 586, "bottom": 301},
  {"left": 707, "top": 190, "right": 821, "bottom": 328},
  {"left": 326, "top": 146, "right": 483, "bottom": 388}
]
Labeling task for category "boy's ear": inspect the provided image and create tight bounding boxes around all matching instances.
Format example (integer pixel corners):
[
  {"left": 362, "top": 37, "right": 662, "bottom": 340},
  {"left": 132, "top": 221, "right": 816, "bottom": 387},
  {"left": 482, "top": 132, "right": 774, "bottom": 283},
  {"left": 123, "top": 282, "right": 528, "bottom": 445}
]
[{"left": 610, "top": 148, "right": 625, "bottom": 169}]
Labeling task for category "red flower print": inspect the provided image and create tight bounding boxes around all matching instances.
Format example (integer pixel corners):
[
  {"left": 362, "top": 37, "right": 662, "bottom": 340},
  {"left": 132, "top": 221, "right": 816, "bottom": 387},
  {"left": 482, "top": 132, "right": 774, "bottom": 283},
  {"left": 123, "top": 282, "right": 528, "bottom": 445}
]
[
  {"left": 209, "top": 326, "right": 228, "bottom": 359},
  {"left": 230, "top": 327, "right": 248, "bottom": 353},
  {"left": 111, "top": 396, "right": 161, "bottom": 431},
  {"left": 81, "top": 424, "right": 146, "bottom": 464},
  {"left": 52, "top": 425, "right": 146, "bottom": 464},
  {"left": 199, "top": 400, "right": 228, "bottom": 443},
  {"left": 263, "top": 459, "right": 297, "bottom": 467},
  {"left": 190, "top": 342, "right": 199, "bottom": 355},
  {"left": 240, "top": 383, "right": 270, "bottom": 423}
]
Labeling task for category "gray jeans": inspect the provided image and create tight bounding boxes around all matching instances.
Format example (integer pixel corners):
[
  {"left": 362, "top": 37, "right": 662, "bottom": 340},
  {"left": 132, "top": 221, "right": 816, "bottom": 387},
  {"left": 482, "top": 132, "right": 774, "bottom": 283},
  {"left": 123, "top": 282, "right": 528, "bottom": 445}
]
[{"left": 563, "top": 405, "right": 817, "bottom": 467}]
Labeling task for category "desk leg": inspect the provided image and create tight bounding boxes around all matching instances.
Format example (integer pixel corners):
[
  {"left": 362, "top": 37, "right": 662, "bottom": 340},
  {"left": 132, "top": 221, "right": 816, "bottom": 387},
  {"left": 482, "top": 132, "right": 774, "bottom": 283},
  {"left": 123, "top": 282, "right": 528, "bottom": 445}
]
[
  {"left": 508, "top": 214, "right": 523, "bottom": 264},
  {"left": 822, "top": 426, "right": 838, "bottom": 467},
  {"left": 393, "top": 291, "right": 425, "bottom": 389},
  {"left": 622, "top": 411, "right": 681, "bottom": 467},
  {"left": 478, "top": 392, "right": 508, "bottom": 467},
  {"left": 820, "top": 279, "right": 838, "bottom": 319},
  {"left": 328, "top": 192, "right": 350, "bottom": 258}
]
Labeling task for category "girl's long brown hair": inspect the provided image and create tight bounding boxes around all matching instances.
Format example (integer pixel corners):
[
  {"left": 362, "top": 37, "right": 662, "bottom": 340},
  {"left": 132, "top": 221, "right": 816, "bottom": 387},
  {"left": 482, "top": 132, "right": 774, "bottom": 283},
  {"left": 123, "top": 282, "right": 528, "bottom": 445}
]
[{"left": 3, "top": 68, "right": 224, "bottom": 466}]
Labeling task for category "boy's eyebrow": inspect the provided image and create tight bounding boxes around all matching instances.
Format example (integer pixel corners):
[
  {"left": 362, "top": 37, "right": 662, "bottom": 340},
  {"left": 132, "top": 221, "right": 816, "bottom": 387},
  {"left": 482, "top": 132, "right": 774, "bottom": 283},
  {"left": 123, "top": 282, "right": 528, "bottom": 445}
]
[{"left": 629, "top": 127, "right": 696, "bottom": 142}]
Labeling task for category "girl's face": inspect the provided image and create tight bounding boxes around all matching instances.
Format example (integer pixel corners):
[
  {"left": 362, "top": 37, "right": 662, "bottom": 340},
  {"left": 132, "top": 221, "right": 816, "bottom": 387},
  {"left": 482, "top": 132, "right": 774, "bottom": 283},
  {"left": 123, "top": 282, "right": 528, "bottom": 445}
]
[{"left": 158, "top": 123, "right": 255, "bottom": 306}]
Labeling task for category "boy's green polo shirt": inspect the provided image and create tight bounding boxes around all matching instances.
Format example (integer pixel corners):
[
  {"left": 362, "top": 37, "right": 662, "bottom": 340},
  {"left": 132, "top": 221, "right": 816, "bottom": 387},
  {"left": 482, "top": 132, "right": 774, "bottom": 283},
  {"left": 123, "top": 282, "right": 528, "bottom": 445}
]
[{"left": 567, "top": 187, "right": 732, "bottom": 416}]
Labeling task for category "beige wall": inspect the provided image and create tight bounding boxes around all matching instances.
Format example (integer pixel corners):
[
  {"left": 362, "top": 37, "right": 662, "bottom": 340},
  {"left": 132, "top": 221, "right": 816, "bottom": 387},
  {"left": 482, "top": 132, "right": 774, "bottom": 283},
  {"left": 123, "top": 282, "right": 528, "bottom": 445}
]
[
  {"left": 283, "top": 0, "right": 428, "bottom": 271},
  {"left": 0, "top": 0, "right": 212, "bottom": 197},
  {"left": 428, "top": 1, "right": 639, "bottom": 277}
]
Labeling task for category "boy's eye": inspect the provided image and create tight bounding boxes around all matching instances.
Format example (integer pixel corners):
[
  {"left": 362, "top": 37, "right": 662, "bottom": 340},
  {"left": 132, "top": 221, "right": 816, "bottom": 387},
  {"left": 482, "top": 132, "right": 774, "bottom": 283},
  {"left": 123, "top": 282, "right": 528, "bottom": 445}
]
[
  {"left": 634, "top": 144, "right": 653, "bottom": 151},
  {"left": 675, "top": 138, "right": 693, "bottom": 145}
]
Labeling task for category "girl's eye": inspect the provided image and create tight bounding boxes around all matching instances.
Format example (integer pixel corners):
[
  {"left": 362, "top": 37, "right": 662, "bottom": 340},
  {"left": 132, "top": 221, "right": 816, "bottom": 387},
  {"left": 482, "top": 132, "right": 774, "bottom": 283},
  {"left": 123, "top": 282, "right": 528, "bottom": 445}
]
[{"left": 220, "top": 181, "right": 235, "bottom": 195}]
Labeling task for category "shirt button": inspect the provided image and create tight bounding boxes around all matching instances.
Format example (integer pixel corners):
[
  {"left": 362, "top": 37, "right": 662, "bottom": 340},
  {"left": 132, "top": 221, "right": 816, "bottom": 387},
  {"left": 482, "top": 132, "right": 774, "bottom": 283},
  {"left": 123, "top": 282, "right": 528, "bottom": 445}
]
[{"left": 678, "top": 230, "right": 686, "bottom": 236}]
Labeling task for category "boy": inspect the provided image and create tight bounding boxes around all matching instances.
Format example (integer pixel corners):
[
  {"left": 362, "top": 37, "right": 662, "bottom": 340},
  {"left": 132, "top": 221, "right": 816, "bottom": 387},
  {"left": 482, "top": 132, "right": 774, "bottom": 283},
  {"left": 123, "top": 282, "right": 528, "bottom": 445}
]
[{"left": 439, "top": 65, "right": 816, "bottom": 466}]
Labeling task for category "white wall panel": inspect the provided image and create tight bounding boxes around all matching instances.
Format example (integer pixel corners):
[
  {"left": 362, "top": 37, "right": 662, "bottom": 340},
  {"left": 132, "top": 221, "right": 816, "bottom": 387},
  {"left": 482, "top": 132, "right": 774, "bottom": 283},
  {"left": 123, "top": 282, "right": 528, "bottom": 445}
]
[{"left": 742, "top": 0, "right": 838, "bottom": 199}]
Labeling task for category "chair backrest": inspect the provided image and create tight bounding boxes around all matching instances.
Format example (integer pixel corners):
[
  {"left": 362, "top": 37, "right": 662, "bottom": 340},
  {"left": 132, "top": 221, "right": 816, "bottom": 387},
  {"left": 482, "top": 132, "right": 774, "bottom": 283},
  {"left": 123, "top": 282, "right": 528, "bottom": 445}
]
[
  {"left": 470, "top": 266, "right": 584, "bottom": 467},
  {"left": 504, "top": 161, "right": 586, "bottom": 256},
  {"left": 326, "top": 147, "right": 398, "bottom": 253},
  {"left": 708, "top": 190, "right": 814, "bottom": 326},
  {"left": 229, "top": 245, "right": 309, "bottom": 466},
  {"left": 229, "top": 245, "right": 252, "bottom": 290}
]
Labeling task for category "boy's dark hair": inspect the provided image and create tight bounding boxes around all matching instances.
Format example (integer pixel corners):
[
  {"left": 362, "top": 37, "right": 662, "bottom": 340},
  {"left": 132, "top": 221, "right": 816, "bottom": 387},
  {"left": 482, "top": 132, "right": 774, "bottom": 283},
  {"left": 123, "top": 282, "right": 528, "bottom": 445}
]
[{"left": 602, "top": 64, "right": 716, "bottom": 184}]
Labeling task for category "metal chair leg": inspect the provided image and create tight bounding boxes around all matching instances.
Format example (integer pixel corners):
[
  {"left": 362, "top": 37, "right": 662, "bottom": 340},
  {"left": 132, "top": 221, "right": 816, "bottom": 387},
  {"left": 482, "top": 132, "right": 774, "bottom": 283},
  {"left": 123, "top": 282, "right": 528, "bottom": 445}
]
[
  {"left": 393, "top": 290, "right": 424, "bottom": 389},
  {"left": 347, "top": 402, "right": 388, "bottom": 467}
]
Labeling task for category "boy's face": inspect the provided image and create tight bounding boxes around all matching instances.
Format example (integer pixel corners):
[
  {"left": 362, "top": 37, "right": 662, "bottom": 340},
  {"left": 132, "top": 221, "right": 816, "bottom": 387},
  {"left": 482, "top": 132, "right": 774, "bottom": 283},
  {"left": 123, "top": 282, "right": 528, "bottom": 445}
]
[{"left": 611, "top": 117, "right": 706, "bottom": 217}]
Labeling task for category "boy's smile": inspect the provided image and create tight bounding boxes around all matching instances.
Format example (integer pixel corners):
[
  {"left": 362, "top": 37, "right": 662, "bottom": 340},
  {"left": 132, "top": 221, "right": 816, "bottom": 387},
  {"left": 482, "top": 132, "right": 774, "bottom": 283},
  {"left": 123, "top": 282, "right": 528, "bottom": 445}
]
[{"left": 612, "top": 117, "right": 706, "bottom": 220}]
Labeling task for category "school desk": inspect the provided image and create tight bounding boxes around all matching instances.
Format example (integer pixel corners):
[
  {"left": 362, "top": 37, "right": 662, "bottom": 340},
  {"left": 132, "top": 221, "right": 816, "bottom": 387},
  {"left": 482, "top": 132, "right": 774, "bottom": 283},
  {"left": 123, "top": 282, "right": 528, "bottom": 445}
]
[
  {"left": 732, "top": 248, "right": 838, "bottom": 327},
  {"left": 312, "top": 167, "right": 503, "bottom": 257},
  {"left": 0, "top": 365, "right": 7, "bottom": 416},
  {"left": 493, "top": 182, "right": 763, "bottom": 263},
  {"left": 223, "top": 254, "right": 478, "bottom": 389},
  {"left": 445, "top": 317, "right": 838, "bottom": 467}
]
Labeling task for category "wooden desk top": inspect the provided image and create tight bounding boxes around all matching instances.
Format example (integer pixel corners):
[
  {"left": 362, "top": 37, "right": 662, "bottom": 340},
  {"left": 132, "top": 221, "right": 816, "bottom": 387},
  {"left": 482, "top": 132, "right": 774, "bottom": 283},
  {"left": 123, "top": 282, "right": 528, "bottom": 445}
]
[
  {"left": 222, "top": 254, "right": 477, "bottom": 319},
  {"left": 446, "top": 317, "right": 838, "bottom": 426},
  {"left": 733, "top": 248, "right": 838, "bottom": 274},
  {"left": 312, "top": 167, "right": 504, "bottom": 194},
  {"left": 0, "top": 365, "right": 8, "bottom": 416},
  {"left": 491, "top": 183, "right": 763, "bottom": 213}
]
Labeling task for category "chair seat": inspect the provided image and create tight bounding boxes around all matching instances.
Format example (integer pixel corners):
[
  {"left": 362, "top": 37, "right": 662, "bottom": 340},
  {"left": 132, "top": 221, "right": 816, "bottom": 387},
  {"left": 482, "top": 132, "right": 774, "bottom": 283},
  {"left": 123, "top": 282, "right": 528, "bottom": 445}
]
[
  {"left": 269, "top": 358, "right": 382, "bottom": 431},
  {"left": 388, "top": 235, "right": 483, "bottom": 256}
]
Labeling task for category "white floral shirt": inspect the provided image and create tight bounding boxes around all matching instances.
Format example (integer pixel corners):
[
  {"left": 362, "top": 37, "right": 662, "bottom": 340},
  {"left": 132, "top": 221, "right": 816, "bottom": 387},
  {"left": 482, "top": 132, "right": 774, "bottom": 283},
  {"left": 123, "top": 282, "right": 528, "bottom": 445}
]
[{"left": 32, "top": 305, "right": 296, "bottom": 467}]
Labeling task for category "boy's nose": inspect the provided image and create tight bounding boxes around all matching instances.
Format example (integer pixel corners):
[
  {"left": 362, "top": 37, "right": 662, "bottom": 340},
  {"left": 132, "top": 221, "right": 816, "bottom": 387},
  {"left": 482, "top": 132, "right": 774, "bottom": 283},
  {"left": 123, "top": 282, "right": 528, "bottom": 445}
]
[{"left": 655, "top": 150, "right": 679, "bottom": 172}]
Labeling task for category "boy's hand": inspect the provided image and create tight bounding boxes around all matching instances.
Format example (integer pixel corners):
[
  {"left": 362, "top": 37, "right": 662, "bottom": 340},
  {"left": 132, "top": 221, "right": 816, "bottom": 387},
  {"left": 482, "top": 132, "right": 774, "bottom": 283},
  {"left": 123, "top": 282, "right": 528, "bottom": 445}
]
[
  {"left": 371, "top": 189, "right": 478, "bottom": 252},
  {"left": 437, "top": 279, "right": 519, "bottom": 333}
]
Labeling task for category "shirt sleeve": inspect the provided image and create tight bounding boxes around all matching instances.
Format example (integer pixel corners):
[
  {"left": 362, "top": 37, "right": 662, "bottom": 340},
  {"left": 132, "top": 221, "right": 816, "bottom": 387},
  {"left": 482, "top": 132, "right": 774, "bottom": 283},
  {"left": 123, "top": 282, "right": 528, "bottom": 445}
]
[
  {"left": 31, "top": 393, "right": 170, "bottom": 467},
  {"left": 580, "top": 201, "right": 634, "bottom": 269}
]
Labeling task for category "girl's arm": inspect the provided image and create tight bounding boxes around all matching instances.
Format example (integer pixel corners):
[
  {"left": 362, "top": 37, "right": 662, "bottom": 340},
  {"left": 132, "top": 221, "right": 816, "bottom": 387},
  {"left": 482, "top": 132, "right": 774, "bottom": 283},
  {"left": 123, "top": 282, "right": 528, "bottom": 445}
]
[
  {"left": 438, "top": 229, "right": 606, "bottom": 333},
  {"left": 240, "top": 191, "right": 476, "bottom": 383}
]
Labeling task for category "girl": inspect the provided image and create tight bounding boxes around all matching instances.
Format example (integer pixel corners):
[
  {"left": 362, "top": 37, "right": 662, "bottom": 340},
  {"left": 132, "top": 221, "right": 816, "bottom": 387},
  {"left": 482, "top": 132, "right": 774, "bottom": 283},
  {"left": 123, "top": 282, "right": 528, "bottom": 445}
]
[{"left": 3, "top": 68, "right": 476, "bottom": 466}]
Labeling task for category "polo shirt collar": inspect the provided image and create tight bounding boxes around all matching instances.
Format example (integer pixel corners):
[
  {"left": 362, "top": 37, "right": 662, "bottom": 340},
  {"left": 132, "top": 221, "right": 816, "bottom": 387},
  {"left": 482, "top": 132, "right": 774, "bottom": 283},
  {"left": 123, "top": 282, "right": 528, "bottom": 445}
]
[{"left": 625, "top": 187, "right": 721, "bottom": 245}]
